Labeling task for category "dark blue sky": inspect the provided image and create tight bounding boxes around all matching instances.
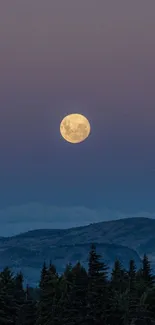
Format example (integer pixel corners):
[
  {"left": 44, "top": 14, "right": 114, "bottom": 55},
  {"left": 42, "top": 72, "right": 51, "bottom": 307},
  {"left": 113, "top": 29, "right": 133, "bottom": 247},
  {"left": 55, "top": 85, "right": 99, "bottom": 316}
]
[{"left": 0, "top": 0, "right": 155, "bottom": 235}]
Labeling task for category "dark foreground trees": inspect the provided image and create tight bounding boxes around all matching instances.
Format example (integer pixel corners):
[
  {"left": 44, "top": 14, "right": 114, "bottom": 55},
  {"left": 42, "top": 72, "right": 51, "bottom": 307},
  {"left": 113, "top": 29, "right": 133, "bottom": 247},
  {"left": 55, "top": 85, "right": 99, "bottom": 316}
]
[{"left": 0, "top": 246, "right": 155, "bottom": 325}]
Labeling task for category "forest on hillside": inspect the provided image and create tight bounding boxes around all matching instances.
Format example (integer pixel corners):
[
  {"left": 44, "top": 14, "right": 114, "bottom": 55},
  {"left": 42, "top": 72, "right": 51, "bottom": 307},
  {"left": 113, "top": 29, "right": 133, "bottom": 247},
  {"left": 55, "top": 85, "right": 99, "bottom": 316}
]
[{"left": 0, "top": 243, "right": 155, "bottom": 325}]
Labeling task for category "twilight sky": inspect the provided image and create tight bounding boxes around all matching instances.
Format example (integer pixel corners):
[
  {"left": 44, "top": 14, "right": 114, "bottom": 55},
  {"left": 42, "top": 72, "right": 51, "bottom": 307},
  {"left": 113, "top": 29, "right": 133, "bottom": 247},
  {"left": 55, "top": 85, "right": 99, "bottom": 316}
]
[{"left": 0, "top": 0, "right": 155, "bottom": 236}]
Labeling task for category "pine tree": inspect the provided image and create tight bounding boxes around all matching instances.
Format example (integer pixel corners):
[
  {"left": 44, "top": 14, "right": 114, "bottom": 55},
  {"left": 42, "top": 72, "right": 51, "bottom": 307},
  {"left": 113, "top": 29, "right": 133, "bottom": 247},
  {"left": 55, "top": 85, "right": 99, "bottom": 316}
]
[
  {"left": 111, "top": 259, "right": 128, "bottom": 293},
  {"left": 49, "top": 261, "right": 57, "bottom": 275},
  {"left": 142, "top": 254, "right": 154, "bottom": 287},
  {"left": 0, "top": 267, "right": 17, "bottom": 324},
  {"left": 62, "top": 262, "right": 88, "bottom": 325},
  {"left": 128, "top": 259, "right": 136, "bottom": 291},
  {"left": 36, "top": 263, "right": 59, "bottom": 325},
  {"left": 39, "top": 261, "right": 48, "bottom": 289},
  {"left": 14, "top": 271, "right": 25, "bottom": 323},
  {"left": 108, "top": 260, "right": 127, "bottom": 325},
  {"left": 56, "top": 263, "right": 74, "bottom": 325},
  {"left": 111, "top": 259, "right": 122, "bottom": 290},
  {"left": 64, "top": 263, "right": 73, "bottom": 281},
  {"left": 72, "top": 262, "right": 88, "bottom": 323},
  {"left": 128, "top": 259, "right": 138, "bottom": 316},
  {"left": 87, "top": 243, "right": 108, "bottom": 325},
  {"left": 54, "top": 275, "right": 69, "bottom": 325},
  {"left": 17, "top": 285, "right": 37, "bottom": 325}
]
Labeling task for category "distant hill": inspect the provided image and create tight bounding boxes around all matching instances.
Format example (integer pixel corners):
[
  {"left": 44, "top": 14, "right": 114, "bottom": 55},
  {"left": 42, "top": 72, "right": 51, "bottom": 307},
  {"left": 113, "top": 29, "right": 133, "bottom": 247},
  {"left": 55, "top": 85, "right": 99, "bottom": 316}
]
[{"left": 0, "top": 217, "right": 155, "bottom": 286}]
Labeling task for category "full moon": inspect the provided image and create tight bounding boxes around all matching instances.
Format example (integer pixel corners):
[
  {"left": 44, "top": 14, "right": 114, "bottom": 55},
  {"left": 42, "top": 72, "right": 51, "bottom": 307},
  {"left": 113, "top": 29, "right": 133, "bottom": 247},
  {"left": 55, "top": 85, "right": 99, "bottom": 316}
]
[{"left": 60, "top": 113, "right": 91, "bottom": 144}]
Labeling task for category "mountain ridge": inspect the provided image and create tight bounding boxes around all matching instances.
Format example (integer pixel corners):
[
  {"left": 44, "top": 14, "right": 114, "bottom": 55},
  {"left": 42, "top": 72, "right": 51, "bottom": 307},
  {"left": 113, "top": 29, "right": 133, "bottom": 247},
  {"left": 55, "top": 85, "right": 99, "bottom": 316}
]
[
  {"left": 0, "top": 217, "right": 155, "bottom": 286},
  {"left": 1, "top": 216, "right": 154, "bottom": 239}
]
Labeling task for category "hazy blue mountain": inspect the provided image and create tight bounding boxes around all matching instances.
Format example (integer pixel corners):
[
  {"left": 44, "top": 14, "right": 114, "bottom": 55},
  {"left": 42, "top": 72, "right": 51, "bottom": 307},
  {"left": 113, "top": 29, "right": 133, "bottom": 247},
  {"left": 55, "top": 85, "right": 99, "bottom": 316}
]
[{"left": 0, "top": 217, "right": 155, "bottom": 286}]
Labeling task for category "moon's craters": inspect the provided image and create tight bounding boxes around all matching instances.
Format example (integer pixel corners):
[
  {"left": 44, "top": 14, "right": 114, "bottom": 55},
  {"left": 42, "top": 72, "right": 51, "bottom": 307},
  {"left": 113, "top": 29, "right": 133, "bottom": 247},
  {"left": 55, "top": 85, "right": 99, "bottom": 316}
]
[{"left": 60, "top": 114, "right": 91, "bottom": 143}]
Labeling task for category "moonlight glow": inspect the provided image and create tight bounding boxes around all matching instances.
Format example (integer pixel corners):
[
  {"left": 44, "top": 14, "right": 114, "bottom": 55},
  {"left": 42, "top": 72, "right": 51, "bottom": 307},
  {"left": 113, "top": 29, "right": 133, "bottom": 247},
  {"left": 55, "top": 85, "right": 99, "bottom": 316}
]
[{"left": 60, "top": 113, "right": 91, "bottom": 144}]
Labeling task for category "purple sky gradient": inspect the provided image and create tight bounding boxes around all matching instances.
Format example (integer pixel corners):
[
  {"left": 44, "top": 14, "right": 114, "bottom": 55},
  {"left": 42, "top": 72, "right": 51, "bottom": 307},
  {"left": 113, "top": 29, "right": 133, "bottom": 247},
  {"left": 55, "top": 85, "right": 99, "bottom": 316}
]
[{"left": 0, "top": 0, "right": 155, "bottom": 234}]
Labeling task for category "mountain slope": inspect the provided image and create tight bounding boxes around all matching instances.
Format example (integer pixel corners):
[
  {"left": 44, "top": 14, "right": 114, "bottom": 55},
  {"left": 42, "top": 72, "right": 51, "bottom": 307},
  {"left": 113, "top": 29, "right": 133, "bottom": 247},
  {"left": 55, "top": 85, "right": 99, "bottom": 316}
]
[
  {"left": 0, "top": 217, "right": 155, "bottom": 286},
  {"left": 3, "top": 216, "right": 154, "bottom": 254}
]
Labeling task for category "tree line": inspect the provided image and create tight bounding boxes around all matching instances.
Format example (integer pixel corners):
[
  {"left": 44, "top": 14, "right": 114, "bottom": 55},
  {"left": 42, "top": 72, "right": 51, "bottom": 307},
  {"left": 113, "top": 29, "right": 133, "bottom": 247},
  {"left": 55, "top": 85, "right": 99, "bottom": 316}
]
[{"left": 0, "top": 243, "right": 155, "bottom": 324}]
